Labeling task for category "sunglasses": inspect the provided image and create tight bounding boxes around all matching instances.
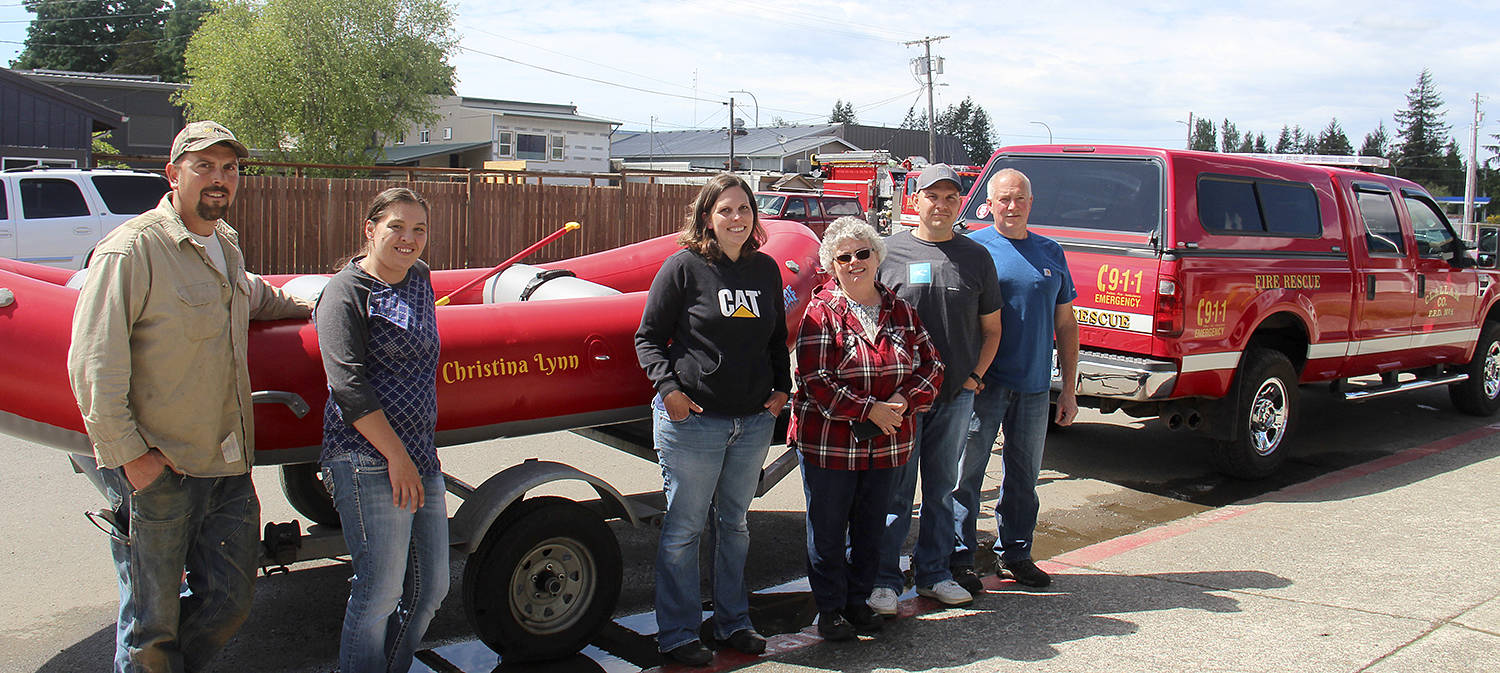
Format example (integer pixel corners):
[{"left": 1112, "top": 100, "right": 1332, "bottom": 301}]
[{"left": 834, "top": 248, "right": 873, "bottom": 264}]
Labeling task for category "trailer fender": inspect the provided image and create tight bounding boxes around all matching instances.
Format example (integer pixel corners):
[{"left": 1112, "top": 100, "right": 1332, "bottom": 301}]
[{"left": 449, "top": 458, "right": 639, "bottom": 554}]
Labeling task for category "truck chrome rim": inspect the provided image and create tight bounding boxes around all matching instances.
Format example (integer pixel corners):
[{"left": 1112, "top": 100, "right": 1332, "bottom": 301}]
[
  {"left": 1248, "top": 378, "right": 1289, "bottom": 456},
  {"left": 510, "top": 537, "right": 596, "bottom": 635},
  {"left": 1484, "top": 341, "right": 1500, "bottom": 400}
]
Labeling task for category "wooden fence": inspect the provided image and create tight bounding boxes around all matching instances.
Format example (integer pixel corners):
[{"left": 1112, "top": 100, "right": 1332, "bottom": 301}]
[{"left": 228, "top": 176, "right": 701, "bottom": 274}]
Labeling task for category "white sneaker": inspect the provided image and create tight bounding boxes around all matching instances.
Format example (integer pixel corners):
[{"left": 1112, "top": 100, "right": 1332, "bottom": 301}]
[
  {"left": 866, "top": 586, "right": 899, "bottom": 615},
  {"left": 916, "top": 579, "right": 974, "bottom": 606}
]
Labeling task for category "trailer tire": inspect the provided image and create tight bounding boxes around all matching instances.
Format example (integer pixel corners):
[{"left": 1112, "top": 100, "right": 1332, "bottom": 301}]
[
  {"left": 280, "top": 463, "right": 340, "bottom": 527},
  {"left": 463, "top": 496, "right": 622, "bottom": 662},
  {"left": 1449, "top": 322, "right": 1500, "bottom": 416},
  {"left": 1212, "top": 348, "right": 1297, "bottom": 479}
]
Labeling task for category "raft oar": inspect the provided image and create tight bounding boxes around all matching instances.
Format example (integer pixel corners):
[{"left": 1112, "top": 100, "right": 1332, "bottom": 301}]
[{"left": 435, "top": 221, "right": 581, "bottom": 307}]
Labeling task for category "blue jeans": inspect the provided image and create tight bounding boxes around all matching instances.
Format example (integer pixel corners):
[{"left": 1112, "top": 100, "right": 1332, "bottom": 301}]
[
  {"left": 954, "top": 385, "right": 1050, "bottom": 566},
  {"left": 800, "top": 456, "right": 898, "bottom": 614},
  {"left": 652, "top": 397, "right": 774, "bottom": 652},
  {"left": 98, "top": 466, "right": 259, "bottom": 673},
  {"left": 875, "top": 389, "right": 974, "bottom": 590},
  {"left": 325, "top": 453, "right": 450, "bottom": 673}
]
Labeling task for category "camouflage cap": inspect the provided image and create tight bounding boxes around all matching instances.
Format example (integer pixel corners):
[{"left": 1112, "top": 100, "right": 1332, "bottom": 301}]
[{"left": 169, "top": 121, "right": 249, "bottom": 163}]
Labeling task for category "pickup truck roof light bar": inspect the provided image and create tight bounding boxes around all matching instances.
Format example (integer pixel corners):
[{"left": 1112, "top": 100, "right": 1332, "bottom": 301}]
[{"left": 1231, "top": 153, "right": 1390, "bottom": 170}]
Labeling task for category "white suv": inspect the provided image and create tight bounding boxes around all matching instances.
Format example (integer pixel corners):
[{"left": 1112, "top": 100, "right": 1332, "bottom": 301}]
[{"left": 0, "top": 168, "right": 170, "bottom": 270}]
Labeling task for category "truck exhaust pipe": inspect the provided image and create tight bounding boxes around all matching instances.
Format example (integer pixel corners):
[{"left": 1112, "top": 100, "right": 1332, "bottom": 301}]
[
  {"left": 1185, "top": 411, "right": 1204, "bottom": 430},
  {"left": 1165, "top": 412, "right": 1184, "bottom": 430}
]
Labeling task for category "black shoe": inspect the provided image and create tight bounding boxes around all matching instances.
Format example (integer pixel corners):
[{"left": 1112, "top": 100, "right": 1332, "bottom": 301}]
[
  {"left": 951, "top": 565, "right": 984, "bottom": 595},
  {"left": 817, "top": 612, "right": 856, "bottom": 641},
  {"left": 842, "top": 603, "right": 883, "bottom": 633},
  {"left": 1000, "top": 559, "right": 1052, "bottom": 588},
  {"left": 662, "top": 640, "right": 714, "bottom": 666},
  {"left": 719, "top": 628, "right": 766, "bottom": 655}
]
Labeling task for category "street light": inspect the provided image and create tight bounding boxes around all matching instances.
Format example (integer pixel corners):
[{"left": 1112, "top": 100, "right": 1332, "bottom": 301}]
[
  {"left": 729, "top": 89, "right": 759, "bottom": 128},
  {"left": 1029, "top": 121, "right": 1052, "bottom": 144}
]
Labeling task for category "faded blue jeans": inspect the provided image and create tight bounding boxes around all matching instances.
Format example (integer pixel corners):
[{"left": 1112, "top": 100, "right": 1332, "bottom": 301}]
[
  {"left": 875, "top": 389, "right": 974, "bottom": 590},
  {"left": 652, "top": 396, "right": 774, "bottom": 652},
  {"left": 954, "top": 385, "right": 1050, "bottom": 566},
  {"left": 325, "top": 453, "right": 450, "bottom": 673},
  {"left": 98, "top": 465, "right": 259, "bottom": 673}
]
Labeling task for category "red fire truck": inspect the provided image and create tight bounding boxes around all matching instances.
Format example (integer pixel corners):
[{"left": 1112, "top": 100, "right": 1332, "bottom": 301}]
[{"left": 811, "top": 151, "right": 906, "bottom": 230}]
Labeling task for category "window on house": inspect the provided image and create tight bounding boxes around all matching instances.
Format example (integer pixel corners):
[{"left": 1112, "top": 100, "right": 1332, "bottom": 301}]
[
  {"left": 444, "top": 127, "right": 453, "bottom": 140},
  {"left": 550, "top": 134, "right": 565, "bottom": 161},
  {"left": 497, "top": 131, "right": 513, "bottom": 157},
  {"left": 516, "top": 133, "right": 547, "bottom": 160},
  {"left": 420, "top": 129, "right": 430, "bottom": 144},
  {"left": 394, "top": 131, "right": 405, "bottom": 145}
]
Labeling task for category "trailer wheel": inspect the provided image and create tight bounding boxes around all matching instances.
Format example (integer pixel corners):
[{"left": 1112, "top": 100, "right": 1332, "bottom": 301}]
[
  {"left": 463, "top": 496, "right": 622, "bottom": 662},
  {"left": 1449, "top": 322, "right": 1500, "bottom": 416},
  {"left": 280, "top": 463, "right": 340, "bottom": 527},
  {"left": 1212, "top": 348, "right": 1297, "bottom": 479}
]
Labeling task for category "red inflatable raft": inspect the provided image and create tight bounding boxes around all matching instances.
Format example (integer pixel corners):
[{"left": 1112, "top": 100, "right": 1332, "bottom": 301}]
[{"left": 0, "top": 220, "right": 823, "bottom": 464}]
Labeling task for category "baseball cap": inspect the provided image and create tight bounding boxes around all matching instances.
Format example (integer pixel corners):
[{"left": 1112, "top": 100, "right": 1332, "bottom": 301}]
[
  {"left": 914, "top": 163, "right": 962, "bottom": 192},
  {"left": 169, "top": 121, "right": 249, "bottom": 163}
]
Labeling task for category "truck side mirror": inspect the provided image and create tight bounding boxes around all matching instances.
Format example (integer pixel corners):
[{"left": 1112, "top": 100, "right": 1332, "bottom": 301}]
[{"left": 1475, "top": 227, "right": 1499, "bottom": 269}]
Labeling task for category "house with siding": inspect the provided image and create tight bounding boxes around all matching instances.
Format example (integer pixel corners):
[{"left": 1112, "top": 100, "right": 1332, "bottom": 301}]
[
  {"left": 380, "top": 96, "right": 619, "bottom": 181},
  {"left": 610, "top": 123, "right": 966, "bottom": 173},
  {"left": 12, "top": 69, "right": 187, "bottom": 168},
  {"left": 0, "top": 67, "right": 123, "bottom": 170}
]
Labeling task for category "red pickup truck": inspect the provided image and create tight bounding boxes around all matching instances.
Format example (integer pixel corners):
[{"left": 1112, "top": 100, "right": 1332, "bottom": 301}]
[{"left": 961, "top": 145, "right": 1500, "bottom": 477}]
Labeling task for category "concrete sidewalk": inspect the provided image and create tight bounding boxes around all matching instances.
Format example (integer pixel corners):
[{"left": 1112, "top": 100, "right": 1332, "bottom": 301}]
[{"left": 697, "top": 423, "right": 1500, "bottom": 673}]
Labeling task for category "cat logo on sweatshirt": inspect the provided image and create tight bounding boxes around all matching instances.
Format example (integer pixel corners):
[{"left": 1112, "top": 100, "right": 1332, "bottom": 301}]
[{"left": 718, "top": 289, "right": 763, "bottom": 318}]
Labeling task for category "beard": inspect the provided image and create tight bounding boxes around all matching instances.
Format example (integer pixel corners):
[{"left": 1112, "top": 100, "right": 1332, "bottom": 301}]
[{"left": 195, "top": 193, "right": 232, "bottom": 222}]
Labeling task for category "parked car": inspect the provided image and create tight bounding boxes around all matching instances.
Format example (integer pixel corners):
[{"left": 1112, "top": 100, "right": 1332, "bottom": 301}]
[
  {"left": 0, "top": 167, "right": 170, "bottom": 270},
  {"left": 754, "top": 191, "right": 864, "bottom": 237}
]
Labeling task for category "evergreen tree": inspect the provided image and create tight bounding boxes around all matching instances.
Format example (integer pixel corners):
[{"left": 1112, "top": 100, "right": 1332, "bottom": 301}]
[
  {"left": 1393, "top": 69, "right": 1453, "bottom": 192},
  {"left": 12, "top": 0, "right": 168, "bottom": 73},
  {"left": 1253, "top": 132, "right": 1269, "bottom": 154},
  {"left": 1360, "top": 121, "right": 1390, "bottom": 158},
  {"left": 1274, "top": 125, "right": 1293, "bottom": 153},
  {"left": 1220, "top": 118, "right": 1240, "bottom": 153},
  {"left": 1235, "top": 135, "right": 1254, "bottom": 153},
  {"left": 829, "top": 99, "right": 857, "bottom": 124},
  {"left": 1315, "top": 118, "right": 1353, "bottom": 155},
  {"left": 1190, "top": 118, "right": 1217, "bottom": 151},
  {"left": 900, "top": 105, "right": 925, "bottom": 130},
  {"left": 158, "top": 0, "right": 213, "bottom": 82},
  {"left": 934, "top": 97, "right": 994, "bottom": 165}
]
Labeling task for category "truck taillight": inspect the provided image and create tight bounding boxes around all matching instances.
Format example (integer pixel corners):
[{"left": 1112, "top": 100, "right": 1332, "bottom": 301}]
[{"left": 1155, "top": 276, "right": 1183, "bottom": 336}]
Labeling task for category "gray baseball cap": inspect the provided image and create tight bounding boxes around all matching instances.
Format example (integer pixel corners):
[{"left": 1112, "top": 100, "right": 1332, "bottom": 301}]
[
  {"left": 169, "top": 121, "right": 249, "bottom": 163},
  {"left": 914, "top": 163, "right": 962, "bottom": 192}
]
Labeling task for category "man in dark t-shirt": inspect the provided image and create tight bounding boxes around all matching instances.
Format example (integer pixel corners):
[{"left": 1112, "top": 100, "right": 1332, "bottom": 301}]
[{"left": 870, "top": 164, "right": 1003, "bottom": 611}]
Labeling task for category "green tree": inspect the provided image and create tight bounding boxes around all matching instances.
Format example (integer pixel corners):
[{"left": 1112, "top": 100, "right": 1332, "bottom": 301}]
[
  {"left": 1252, "top": 133, "right": 1269, "bottom": 153},
  {"left": 157, "top": 0, "right": 214, "bottom": 82},
  {"left": 1274, "top": 125, "right": 1293, "bottom": 153},
  {"left": 900, "top": 105, "right": 925, "bottom": 130},
  {"left": 1392, "top": 69, "right": 1453, "bottom": 192},
  {"left": 12, "top": 0, "right": 169, "bottom": 73},
  {"left": 1219, "top": 118, "right": 1240, "bottom": 153},
  {"left": 935, "top": 96, "right": 995, "bottom": 165},
  {"left": 1360, "top": 121, "right": 1390, "bottom": 158},
  {"left": 177, "top": 0, "right": 457, "bottom": 166},
  {"left": 829, "top": 99, "right": 857, "bottom": 124},
  {"left": 1315, "top": 118, "right": 1353, "bottom": 155},
  {"left": 1190, "top": 118, "right": 1216, "bottom": 151}
]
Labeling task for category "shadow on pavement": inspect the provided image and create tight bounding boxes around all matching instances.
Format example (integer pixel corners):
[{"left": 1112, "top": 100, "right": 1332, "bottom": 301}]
[{"left": 765, "top": 569, "right": 1292, "bottom": 671}]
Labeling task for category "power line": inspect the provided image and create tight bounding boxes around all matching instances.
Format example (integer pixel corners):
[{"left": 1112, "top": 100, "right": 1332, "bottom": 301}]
[
  {"left": 457, "top": 43, "right": 724, "bottom": 105},
  {"left": 464, "top": 26, "right": 698, "bottom": 96}
]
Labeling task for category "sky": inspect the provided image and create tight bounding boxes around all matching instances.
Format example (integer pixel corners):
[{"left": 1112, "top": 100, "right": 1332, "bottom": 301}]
[{"left": 3, "top": 0, "right": 1497, "bottom": 158}]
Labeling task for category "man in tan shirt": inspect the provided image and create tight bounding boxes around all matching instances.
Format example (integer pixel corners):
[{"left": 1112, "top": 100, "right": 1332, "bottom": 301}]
[{"left": 67, "top": 121, "right": 311, "bottom": 673}]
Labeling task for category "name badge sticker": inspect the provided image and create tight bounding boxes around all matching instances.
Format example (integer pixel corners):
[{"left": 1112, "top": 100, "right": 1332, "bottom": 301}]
[
  {"left": 220, "top": 432, "right": 242, "bottom": 464},
  {"left": 908, "top": 262, "right": 932, "bottom": 284}
]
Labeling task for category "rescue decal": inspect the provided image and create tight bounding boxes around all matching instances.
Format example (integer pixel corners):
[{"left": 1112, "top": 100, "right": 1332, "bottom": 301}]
[
  {"left": 1093, "top": 263, "right": 1144, "bottom": 308},
  {"left": 1254, "top": 273, "right": 1323, "bottom": 290},
  {"left": 441, "top": 352, "right": 582, "bottom": 383},
  {"left": 1074, "top": 306, "right": 1154, "bottom": 334}
]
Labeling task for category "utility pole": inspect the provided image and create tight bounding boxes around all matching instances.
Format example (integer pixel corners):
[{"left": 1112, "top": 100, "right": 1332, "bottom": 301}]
[
  {"left": 905, "top": 35, "right": 948, "bottom": 162},
  {"left": 1186, "top": 111, "right": 1194, "bottom": 149},
  {"left": 1465, "top": 93, "right": 1481, "bottom": 225}
]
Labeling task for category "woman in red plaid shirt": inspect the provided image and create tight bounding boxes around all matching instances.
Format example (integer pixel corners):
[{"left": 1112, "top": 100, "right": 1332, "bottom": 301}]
[{"left": 789, "top": 216, "right": 944, "bottom": 641}]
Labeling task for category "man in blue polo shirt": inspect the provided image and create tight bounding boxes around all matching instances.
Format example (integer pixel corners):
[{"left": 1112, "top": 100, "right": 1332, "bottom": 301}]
[{"left": 952, "top": 167, "right": 1079, "bottom": 589}]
